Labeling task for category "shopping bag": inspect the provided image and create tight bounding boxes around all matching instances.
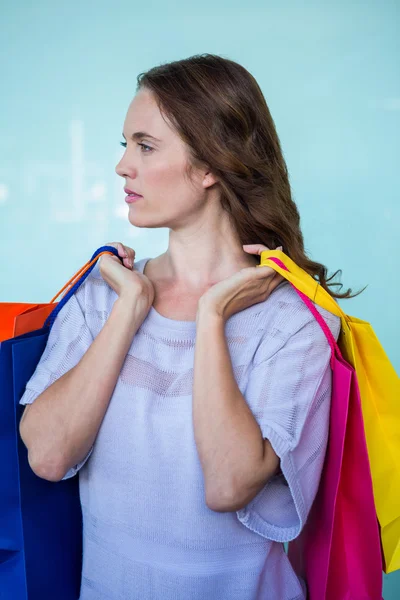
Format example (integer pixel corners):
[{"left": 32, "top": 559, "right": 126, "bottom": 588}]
[
  {"left": 0, "top": 245, "right": 119, "bottom": 600},
  {"left": 0, "top": 329, "right": 83, "bottom": 600},
  {"left": 0, "top": 248, "right": 103, "bottom": 343},
  {"left": 259, "top": 249, "right": 400, "bottom": 574},
  {"left": 0, "top": 239, "right": 111, "bottom": 343},
  {"left": 265, "top": 257, "right": 383, "bottom": 599},
  {"left": 0, "top": 303, "right": 55, "bottom": 342}
]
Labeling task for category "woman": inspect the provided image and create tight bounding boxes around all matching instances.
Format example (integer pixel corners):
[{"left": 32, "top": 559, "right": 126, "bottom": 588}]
[{"left": 19, "top": 54, "right": 357, "bottom": 599}]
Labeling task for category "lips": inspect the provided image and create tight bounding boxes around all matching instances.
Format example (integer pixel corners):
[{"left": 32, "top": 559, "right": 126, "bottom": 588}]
[{"left": 124, "top": 187, "right": 142, "bottom": 197}]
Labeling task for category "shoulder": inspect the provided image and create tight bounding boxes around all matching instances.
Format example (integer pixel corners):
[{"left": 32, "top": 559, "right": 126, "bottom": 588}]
[
  {"left": 72, "top": 260, "right": 117, "bottom": 335},
  {"left": 76, "top": 260, "right": 111, "bottom": 301},
  {"left": 253, "top": 281, "right": 341, "bottom": 363},
  {"left": 133, "top": 256, "right": 151, "bottom": 274}
]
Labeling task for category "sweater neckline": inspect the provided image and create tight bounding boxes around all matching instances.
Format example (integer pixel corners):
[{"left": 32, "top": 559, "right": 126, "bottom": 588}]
[{"left": 134, "top": 256, "right": 277, "bottom": 333}]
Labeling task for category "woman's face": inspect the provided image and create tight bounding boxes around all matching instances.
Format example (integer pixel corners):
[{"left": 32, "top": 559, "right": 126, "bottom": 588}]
[{"left": 115, "top": 88, "right": 214, "bottom": 230}]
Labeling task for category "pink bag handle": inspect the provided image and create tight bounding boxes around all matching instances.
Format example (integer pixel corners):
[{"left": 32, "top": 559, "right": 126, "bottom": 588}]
[{"left": 268, "top": 257, "right": 343, "bottom": 370}]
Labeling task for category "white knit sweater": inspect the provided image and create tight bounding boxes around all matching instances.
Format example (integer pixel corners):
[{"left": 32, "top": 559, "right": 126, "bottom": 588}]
[{"left": 20, "top": 256, "right": 341, "bottom": 600}]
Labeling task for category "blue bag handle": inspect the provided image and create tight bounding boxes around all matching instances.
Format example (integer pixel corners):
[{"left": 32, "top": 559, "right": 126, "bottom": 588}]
[{"left": 43, "top": 245, "right": 120, "bottom": 330}]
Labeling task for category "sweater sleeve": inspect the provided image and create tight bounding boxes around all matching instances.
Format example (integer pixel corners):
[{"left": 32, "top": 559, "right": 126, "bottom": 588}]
[
  {"left": 236, "top": 302, "right": 341, "bottom": 542},
  {"left": 19, "top": 278, "right": 95, "bottom": 479}
]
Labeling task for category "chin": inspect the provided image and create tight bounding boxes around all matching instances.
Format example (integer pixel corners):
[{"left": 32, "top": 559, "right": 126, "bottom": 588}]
[{"left": 127, "top": 211, "right": 166, "bottom": 229}]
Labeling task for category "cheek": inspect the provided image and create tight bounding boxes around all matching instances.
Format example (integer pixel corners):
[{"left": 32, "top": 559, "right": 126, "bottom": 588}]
[{"left": 145, "top": 154, "right": 189, "bottom": 191}]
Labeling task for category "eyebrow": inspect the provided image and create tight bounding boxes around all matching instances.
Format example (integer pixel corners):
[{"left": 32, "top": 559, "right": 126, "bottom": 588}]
[{"left": 122, "top": 131, "right": 161, "bottom": 142}]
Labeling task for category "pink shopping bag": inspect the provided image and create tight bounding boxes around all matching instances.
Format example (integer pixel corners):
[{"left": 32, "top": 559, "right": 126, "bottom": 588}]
[{"left": 267, "top": 257, "right": 383, "bottom": 599}]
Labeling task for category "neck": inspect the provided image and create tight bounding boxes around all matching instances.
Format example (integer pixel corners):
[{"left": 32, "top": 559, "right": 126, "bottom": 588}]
[{"left": 157, "top": 230, "right": 259, "bottom": 290}]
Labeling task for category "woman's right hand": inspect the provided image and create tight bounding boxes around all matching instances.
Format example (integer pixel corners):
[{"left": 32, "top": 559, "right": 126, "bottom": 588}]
[{"left": 99, "top": 242, "right": 155, "bottom": 313}]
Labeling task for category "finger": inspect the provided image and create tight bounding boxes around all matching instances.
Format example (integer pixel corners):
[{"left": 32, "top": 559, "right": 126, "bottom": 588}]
[
  {"left": 105, "top": 242, "right": 121, "bottom": 254},
  {"left": 104, "top": 243, "right": 131, "bottom": 268},
  {"left": 105, "top": 242, "right": 124, "bottom": 259},
  {"left": 124, "top": 257, "right": 134, "bottom": 269},
  {"left": 125, "top": 246, "right": 135, "bottom": 262},
  {"left": 243, "top": 244, "right": 271, "bottom": 255},
  {"left": 117, "top": 242, "right": 128, "bottom": 258},
  {"left": 254, "top": 265, "right": 275, "bottom": 278},
  {"left": 121, "top": 244, "right": 135, "bottom": 268},
  {"left": 240, "top": 264, "right": 274, "bottom": 280},
  {"left": 243, "top": 244, "right": 283, "bottom": 255},
  {"left": 118, "top": 243, "right": 135, "bottom": 264}
]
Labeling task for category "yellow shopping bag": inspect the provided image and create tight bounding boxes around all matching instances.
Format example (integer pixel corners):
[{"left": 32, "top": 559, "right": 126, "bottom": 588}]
[{"left": 259, "top": 249, "right": 400, "bottom": 574}]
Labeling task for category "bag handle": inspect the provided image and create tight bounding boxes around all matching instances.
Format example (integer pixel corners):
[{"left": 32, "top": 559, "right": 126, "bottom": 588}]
[
  {"left": 259, "top": 250, "right": 351, "bottom": 332},
  {"left": 43, "top": 245, "right": 120, "bottom": 329},
  {"left": 265, "top": 256, "right": 343, "bottom": 370}
]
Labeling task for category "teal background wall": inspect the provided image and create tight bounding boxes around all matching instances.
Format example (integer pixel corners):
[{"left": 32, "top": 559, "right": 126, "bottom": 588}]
[{"left": 1, "top": 1, "right": 399, "bottom": 596}]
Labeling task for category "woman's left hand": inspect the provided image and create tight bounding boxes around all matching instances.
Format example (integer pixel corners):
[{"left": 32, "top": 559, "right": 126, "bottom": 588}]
[{"left": 198, "top": 244, "right": 284, "bottom": 322}]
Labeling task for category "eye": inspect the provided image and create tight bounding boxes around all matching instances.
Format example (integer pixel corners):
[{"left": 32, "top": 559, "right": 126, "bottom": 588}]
[
  {"left": 119, "top": 141, "right": 154, "bottom": 153},
  {"left": 138, "top": 143, "right": 154, "bottom": 153}
]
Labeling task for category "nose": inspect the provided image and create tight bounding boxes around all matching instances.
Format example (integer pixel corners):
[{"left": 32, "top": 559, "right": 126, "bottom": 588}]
[
  {"left": 115, "top": 158, "right": 127, "bottom": 178},
  {"left": 115, "top": 154, "right": 136, "bottom": 179}
]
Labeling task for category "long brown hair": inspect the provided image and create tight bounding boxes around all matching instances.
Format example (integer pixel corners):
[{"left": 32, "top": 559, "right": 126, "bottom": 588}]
[{"left": 136, "top": 53, "right": 361, "bottom": 299}]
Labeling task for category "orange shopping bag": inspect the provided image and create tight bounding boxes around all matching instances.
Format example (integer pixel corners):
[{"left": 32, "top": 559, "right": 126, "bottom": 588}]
[{"left": 0, "top": 248, "right": 116, "bottom": 342}]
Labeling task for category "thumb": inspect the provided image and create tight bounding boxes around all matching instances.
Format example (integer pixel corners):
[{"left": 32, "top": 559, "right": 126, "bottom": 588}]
[
  {"left": 243, "top": 244, "right": 271, "bottom": 256},
  {"left": 243, "top": 244, "right": 283, "bottom": 255},
  {"left": 99, "top": 254, "right": 121, "bottom": 266}
]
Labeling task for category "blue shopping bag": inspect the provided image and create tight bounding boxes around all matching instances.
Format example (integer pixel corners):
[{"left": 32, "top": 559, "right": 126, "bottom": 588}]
[{"left": 0, "top": 246, "right": 119, "bottom": 600}]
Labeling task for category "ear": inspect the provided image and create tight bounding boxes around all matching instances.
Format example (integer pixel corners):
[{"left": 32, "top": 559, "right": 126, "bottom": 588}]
[{"left": 203, "top": 170, "right": 219, "bottom": 189}]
